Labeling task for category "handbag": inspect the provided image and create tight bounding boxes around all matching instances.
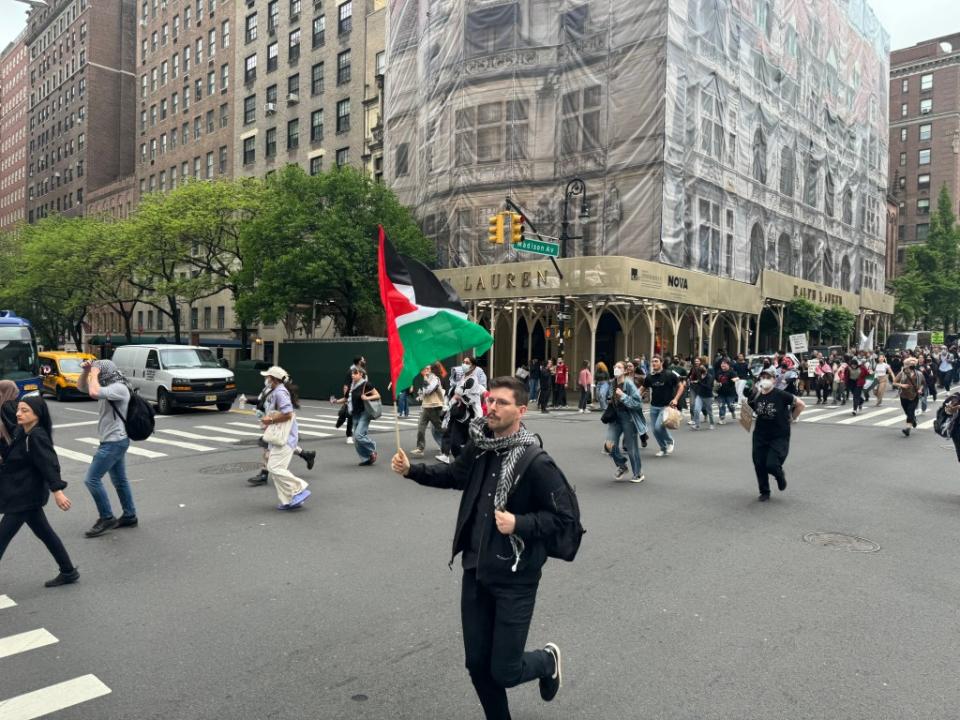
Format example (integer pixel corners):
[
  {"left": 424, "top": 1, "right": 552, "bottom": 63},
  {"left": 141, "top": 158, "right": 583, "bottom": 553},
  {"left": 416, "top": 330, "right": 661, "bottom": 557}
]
[
  {"left": 363, "top": 397, "right": 383, "bottom": 420},
  {"left": 600, "top": 403, "right": 617, "bottom": 424},
  {"left": 662, "top": 406, "right": 682, "bottom": 430},
  {"left": 262, "top": 414, "right": 294, "bottom": 446},
  {"left": 335, "top": 402, "right": 348, "bottom": 428}
]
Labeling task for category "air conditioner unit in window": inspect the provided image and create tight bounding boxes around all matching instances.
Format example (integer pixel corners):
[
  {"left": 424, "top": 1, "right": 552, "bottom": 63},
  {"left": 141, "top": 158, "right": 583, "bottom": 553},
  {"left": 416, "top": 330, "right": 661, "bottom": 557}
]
[
  {"left": 287, "top": 92, "right": 299, "bottom": 103},
  {"left": 265, "top": 102, "right": 276, "bottom": 114}
]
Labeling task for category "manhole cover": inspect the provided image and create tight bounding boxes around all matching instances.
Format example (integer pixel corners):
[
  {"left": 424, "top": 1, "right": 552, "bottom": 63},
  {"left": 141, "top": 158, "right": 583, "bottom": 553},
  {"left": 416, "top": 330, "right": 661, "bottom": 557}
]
[
  {"left": 802, "top": 532, "right": 880, "bottom": 553},
  {"left": 199, "top": 462, "right": 263, "bottom": 475}
]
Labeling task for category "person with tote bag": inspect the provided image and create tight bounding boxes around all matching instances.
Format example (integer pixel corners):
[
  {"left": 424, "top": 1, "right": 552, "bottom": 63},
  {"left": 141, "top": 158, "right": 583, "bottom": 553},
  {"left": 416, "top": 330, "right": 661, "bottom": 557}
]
[
  {"left": 259, "top": 366, "right": 310, "bottom": 509},
  {"left": 332, "top": 366, "right": 381, "bottom": 466}
]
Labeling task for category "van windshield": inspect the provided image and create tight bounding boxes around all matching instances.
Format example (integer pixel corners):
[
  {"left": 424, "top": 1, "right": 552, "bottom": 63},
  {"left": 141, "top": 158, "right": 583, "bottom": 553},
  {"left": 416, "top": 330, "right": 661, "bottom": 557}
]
[
  {"left": 886, "top": 333, "right": 913, "bottom": 351},
  {"left": 159, "top": 348, "right": 220, "bottom": 369},
  {"left": 58, "top": 358, "right": 86, "bottom": 374}
]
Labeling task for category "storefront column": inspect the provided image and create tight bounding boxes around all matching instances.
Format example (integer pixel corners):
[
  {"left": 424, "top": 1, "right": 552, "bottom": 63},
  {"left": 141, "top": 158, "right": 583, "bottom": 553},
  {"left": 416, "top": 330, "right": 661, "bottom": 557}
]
[
  {"left": 642, "top": 304, "right": 657, "bottom": 359},
  {"left": 488, "top": 304, "right": 500, "bottom": 377},
  {"left": 510, "top": 302, "right": 518, "bottom": 374},
  {"left": 705, "top": 310, "right": 721, "bottom": 359},
  {"left": 774, "top": 304, "right": 785, "bottom": 352},
  {"left": 754, "top": 312, "right": 761, "bottom": 354},
  {"left": 666, "top": 304, "right": 684, "bottom": 356}
]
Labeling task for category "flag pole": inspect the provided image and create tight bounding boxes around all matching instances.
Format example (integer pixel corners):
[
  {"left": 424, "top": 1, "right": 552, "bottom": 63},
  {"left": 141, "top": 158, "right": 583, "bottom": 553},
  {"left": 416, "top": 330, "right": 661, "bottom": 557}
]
[{"left": 393, "top": 384, "right": 401, "bottom": 453}]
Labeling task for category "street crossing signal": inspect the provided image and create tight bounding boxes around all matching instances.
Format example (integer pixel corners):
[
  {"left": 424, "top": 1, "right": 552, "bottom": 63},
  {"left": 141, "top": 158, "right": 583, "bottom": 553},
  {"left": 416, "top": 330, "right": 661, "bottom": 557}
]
[
  {"left": 488, "top": 212, "right": 505, "bottom": 244},
  {"left": 510, "top": 212, "right": 525, "bottom": 244}
]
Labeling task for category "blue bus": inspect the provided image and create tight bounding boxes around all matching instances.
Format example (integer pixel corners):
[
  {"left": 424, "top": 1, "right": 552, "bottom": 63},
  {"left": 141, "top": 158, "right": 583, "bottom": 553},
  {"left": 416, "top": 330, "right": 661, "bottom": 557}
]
[{"left": 0, "top": 311, "right": 41, "bottom": 395}]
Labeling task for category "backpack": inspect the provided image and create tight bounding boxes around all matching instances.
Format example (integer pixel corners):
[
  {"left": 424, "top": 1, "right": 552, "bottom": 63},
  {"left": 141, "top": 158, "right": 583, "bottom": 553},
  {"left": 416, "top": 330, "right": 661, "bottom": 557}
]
[
  {"left": 934, "top": 393, "right": 960, "bottom": 438},
  {"left": 512, "top": 442, "right": 585, "bottom": 562},
  {"left": 109, "top": 388, "right": 156, "bottom": 441}
]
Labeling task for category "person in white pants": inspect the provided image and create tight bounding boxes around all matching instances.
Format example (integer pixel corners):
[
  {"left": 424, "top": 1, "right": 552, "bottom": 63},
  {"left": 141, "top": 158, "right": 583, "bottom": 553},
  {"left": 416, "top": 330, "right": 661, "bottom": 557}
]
[{"left": 259, "top": 366, "right": 310, "bottom": 510}]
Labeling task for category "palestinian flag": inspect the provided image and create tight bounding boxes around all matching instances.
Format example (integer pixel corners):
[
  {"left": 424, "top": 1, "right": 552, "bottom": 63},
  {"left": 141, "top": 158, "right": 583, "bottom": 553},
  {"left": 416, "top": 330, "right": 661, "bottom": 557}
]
[{"left": 377, "top": 225, "right": 493, "bottom": 396}]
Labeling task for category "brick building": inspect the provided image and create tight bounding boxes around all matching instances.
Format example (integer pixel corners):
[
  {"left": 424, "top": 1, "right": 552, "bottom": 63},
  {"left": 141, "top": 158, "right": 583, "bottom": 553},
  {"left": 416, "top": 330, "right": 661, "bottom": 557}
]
[
  {"left": 85, "top": 174, "right": 139, "bottom": 218},
  {"left": 0, "top": 33, "right": 29, "bottom": 230},
  {"left": 888, "top": 32, "right": 960, "bottom": 275},
  {"left": 135, "top": 0, "right": 236, "bottom": 193},
  {"left": 25, "top": 0, "right": 137, "bottom": 222}
]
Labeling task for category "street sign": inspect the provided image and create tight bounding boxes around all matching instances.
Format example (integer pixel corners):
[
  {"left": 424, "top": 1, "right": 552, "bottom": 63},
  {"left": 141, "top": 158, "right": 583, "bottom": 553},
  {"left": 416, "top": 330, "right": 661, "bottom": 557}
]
[
  {"left": 932, "top": 331, "right": 945, "bottom": 344},
  {"left": 789, "top": 333, "right": 808, "bottom": 354},
  {"left": 515, "top": 238, "right": 559, "bottom": 257},
  {"left": 556, "top": 312, "right": 571, "bottom": 321}
]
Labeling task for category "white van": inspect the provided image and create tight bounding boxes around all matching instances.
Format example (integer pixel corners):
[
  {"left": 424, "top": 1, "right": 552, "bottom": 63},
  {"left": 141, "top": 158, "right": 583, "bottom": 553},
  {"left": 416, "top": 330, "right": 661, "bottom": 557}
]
[{"left": 111, "top": 344, "right": 238, "bottom": 414}]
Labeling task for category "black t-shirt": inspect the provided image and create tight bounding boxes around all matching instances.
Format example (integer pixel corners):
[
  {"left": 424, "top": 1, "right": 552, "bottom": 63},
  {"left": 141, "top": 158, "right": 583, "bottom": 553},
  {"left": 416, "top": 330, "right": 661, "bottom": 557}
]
[
  {"left": 643, "top": 370, "right": 680, "bottom": 407},
  {"left": 691, "top": 368, "right": 714, "bottom": 398},
  {"left": 749, "top": 388, "right": 796, "bottom": 440},
  {"left": 733, "top": 361, "right": 749, "bottom": 378},
  {"left": 889, "top": 356, "right": 903, "bottom": 374},
  {"left": 715, "top": 369, "right": 739, "bottom": 396}
]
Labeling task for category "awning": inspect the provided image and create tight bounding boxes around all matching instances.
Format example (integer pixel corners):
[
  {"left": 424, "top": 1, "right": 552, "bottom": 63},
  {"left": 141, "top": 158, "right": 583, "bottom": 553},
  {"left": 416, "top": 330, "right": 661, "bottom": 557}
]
[
  {"left": 198, "top": 338, "right": 248, "bottom": 348},
  {"left": 87, "top": 336, "right": 171, "bottom": 346}
]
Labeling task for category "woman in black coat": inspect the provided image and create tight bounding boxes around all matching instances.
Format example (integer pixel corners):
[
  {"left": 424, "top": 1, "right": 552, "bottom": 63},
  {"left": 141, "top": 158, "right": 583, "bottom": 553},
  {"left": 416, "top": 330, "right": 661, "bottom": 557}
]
[{"left": 0, "top": 394, "right": 78, "bottom": 587}]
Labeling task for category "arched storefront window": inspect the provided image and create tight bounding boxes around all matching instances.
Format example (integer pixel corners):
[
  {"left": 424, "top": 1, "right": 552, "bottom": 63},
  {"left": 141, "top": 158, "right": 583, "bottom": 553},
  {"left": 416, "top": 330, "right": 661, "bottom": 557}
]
[
  {"left": 840, "top": 255, "right": 851, "bottom": 291},
  {"left": 749, "top": 223, "right": 765, "bottom": 283},
  {"left": 777, "top": 233, "right": 792, "bottom": 274}
]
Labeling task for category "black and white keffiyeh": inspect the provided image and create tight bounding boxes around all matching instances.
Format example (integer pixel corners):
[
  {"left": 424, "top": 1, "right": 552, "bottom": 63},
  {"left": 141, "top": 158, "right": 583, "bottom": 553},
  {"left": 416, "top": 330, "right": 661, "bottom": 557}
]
[{"left": 468, "top": 417, "right": 538, "bottom": 571}]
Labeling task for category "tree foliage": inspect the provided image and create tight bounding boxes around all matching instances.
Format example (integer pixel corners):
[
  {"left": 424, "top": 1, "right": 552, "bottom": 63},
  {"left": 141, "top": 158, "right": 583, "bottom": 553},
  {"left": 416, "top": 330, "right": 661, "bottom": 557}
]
[{"left": 784, "top": 298, "right": 823, "bottom": 337}]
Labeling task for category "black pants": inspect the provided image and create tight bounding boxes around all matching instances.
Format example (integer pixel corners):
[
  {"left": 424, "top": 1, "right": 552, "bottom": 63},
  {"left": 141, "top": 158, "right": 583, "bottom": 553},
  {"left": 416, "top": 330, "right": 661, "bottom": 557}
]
[
  {"left": 817, "top": 383, "right": 831, "bottom": 403},
  {"left": 552, "top": 384, "right": 566, "bottom": 407},
  {"left": 578, "top": 386, "right": 590, "bottom": 410},
  {"left": 849, "top": 384, "right": 863, "bottom": 411},
  {"left": 461, "top": 569, "right": 552, "bottom": 720},
  {"left": 449, "top": 418, "right": 470, "bottom": 459},
  {"left": 901, "top": 396, "right": 918, "bottom": 427},
  {"left": 0, "top": 508, "right": 74, "bottom": 573},
  {"left": 345, "top": 413, "right": 353, "bottom": 438},
  {"left": 940, "top": 370, "right": 952, "bottom": 391},
  {"left": 538, "top": 383, "right": 552, "bottom": 412},
  {"left": 752, "top": 435, "right": 790, "bottom": 496}
]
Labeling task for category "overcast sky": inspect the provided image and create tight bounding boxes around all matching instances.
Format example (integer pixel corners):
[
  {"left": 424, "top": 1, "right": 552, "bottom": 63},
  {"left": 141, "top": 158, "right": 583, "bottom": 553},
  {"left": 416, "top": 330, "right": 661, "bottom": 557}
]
[{"left": 0, "top": 0, "right": 956, "bottom": 66}]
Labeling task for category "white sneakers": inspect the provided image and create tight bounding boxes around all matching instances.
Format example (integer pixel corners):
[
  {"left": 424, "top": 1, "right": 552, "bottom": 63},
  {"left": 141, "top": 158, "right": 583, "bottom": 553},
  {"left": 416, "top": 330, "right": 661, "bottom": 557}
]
[
  {"left": 435, "top": 454, "right": 451, "bottom": 464},
  {"left": 629, "top": 474, "right": 645, "bottom": 483},
  {"left": 346, "top": 437, "right": 354, "bottom": 444},
  {"left": 666, "top": 442, "right": 675, "bottom": 455},
  {"left": 655, "top": 450, "right": 666, "bottom": 457}
]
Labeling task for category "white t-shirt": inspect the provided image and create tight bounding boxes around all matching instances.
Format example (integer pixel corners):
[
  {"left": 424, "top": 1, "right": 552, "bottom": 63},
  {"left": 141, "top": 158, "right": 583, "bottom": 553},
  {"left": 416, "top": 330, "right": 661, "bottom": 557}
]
[{"left": 874, "top": 362, "right": 890, "bottom": 378}]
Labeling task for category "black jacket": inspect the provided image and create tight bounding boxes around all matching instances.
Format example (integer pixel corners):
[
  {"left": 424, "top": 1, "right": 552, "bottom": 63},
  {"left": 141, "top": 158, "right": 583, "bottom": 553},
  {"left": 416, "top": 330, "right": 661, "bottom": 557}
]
[
  {"left": 406, "top": 440, "right": 575, "bottom": 585},
  {"left": 0, "top": 426, "right": 67, "bottom": 514}
]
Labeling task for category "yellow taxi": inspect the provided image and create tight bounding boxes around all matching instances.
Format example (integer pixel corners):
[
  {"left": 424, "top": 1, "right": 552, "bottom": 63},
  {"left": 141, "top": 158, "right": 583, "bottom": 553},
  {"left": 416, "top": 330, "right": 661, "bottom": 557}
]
[{"left": 39, "top": 351, "right": 96, "bottom": 401}]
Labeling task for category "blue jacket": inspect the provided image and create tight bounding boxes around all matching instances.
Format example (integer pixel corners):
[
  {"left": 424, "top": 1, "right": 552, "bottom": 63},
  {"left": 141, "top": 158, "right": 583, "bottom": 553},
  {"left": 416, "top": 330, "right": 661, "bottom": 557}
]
[{"left": 613, "top": 379, "right": 647, "bottom": 435}]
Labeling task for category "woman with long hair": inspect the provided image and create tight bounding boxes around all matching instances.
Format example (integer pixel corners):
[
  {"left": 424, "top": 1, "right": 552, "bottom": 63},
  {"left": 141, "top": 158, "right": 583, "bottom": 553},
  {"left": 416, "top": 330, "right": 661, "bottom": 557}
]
[
  {"left": 0, "top": 380, "right": 19, "bottom": 453},
  {"left": 0, "top": 395, "right": 79, "bottom": 587},
  {"left": 604, "top": 361, "right": 646, "bottom": 483},
  {"left": 333, "top": 365, "right": 381, "bottom": 466},
  {"left": 259, "top": 366, "right": 311, "bottom": 508}
]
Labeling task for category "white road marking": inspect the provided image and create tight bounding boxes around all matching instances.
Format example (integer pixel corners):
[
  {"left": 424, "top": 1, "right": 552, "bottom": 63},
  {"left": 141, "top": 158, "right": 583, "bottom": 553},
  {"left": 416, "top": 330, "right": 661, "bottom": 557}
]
[
  {"left": 51, "top": 420, "right": 98, "bottom": 430},
  {"left": 297, "top": 415, "right": 419, "bottom": 429},
  {"left": 801, "top": 407, "right": 861, "bottom": 422},
  {"left": 0, "top": 595, "right": 16, "bottom": 610},
  {"left": 295, "top": 428, "right": 332, "bottom": 437},
  {"left": 917, "top": 418, "right": 936, "bottom": 430},
  {"left": 0, "top": 629, "right": 58, "bottom": 660},
  {"left": 54, "top": 446, "right": 94, "bottom": 464},
  {"left": 874, "top": 414, "right": 911, "bottom": 427},
  {"left": 227, "top": 421, "right": 331, "bottom": 438},
  {"left": 195, "top": 425, "right": 263, "bottom": 437},
  {"left": 75, "top": 438, "right": 166, "bottom": 459},
  {"left": 63, "top": 407, "right": 98, "bottom": 415},
  {"left": 835, "top": 407, "right": 900, "bottom": 425},
  {"left": 158, "top": 429, "right": 239, "bottom": 443},
  {"left": 142, "top": 437, "right": 216, "bottom": 452},
  {"left": 0, "top": 674, "right": 111, "bottom": 720}
]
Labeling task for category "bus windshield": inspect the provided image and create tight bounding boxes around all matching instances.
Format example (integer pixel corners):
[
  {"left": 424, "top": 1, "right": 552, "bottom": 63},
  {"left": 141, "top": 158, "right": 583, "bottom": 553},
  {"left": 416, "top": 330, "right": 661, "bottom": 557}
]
[
  {"left": 159, "top": 348, "right": 221, "bottom": 369},
  {"left": 0, "top": 326, "right": 39, "bottom": 381}
]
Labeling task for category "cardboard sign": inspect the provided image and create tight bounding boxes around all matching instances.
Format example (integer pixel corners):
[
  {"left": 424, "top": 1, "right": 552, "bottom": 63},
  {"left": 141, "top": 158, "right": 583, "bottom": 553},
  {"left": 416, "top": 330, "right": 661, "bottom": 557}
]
[
  {"left": 807, "top": 358, "right": 819, "bottom": 377},
  {"left": 789, "top": 334, "right": 808, "bottom": 354},
  {"left": 932, "top": 331, "right": 945, "bottom": 344}
]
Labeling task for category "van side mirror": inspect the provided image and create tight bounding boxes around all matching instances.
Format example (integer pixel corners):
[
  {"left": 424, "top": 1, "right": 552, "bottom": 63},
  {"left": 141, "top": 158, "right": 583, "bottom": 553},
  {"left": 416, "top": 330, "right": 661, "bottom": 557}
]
[{"left": 218, "top": 358, "right": 230, "bottom": 369}]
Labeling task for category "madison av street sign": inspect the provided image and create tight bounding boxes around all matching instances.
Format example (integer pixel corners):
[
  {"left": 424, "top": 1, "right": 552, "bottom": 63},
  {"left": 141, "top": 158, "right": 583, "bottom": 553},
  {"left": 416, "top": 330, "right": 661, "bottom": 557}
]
[{"left": 515, "top": 238, "right": 560, "bottom": 257}]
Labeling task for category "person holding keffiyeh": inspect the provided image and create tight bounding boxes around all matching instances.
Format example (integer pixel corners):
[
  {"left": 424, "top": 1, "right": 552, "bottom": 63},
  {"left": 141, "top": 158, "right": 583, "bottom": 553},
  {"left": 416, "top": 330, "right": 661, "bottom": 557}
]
[{"left": 391, "top": 376, "right": 577, "bottom": 720}]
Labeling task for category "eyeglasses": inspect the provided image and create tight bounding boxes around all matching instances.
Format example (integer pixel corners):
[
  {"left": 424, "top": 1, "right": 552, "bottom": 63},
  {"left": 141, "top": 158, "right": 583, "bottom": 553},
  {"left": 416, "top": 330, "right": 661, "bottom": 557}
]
[{"left": 485, "top": 397, "right": 515, "bottom": 407}]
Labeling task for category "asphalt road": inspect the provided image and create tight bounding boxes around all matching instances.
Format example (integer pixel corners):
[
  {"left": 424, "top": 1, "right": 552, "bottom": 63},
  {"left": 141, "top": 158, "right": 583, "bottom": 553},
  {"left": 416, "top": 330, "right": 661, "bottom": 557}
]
[{"left": 1, "top": 397, "right": 958, "bottom": 719}]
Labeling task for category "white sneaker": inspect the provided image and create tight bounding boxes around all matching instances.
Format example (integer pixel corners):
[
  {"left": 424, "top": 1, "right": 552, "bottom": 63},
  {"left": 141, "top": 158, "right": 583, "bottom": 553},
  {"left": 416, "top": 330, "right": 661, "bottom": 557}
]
[
  {"left": 435, "top": 453, "right": 450, "bottom": 464},
  {"left": 666, "top": 442, "right": 675, "bottom": 455},
  {"left": 346, "top": 437, "right": 354, "bottom": 444},
  {"left": 629, "top": 474, "right": 646, "bottom": 483},
  {"left": 655, "top": 450, "right": 666, "bottom": 457},
  {"left": 686, "top": 420, "right": 695, "bottom": 426},
  {"left": 613, "top": 465, "right": 628, "bottom": 480},
  {"left": 709, "top": 424, "right": 716, "bottom": 430},
  {"left": 718, "top": 419, "right": 727, "bottom": 425}
]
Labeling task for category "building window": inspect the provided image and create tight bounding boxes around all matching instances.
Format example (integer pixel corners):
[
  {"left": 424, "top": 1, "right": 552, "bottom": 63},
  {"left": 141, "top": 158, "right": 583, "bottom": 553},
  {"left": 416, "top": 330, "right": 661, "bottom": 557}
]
[
  {"left": 219, "top": 145, "right": 227, "bottom": 173},
  {"left": 697, "top": 198, "right": 721, "bottom": 273},
  {"left": 208, "top": 71, "right": 216, "bottom": 95},
  {"left": 173, "top": 54, "right": 180, "bottom": 79},
  {"left": 803, "top": 155, "right": 818, "bottom": 207},
  {"left": 161, "top": 61, "right": 169, "bottom": 85},
  {"left": 920, "top": 73, "right": 933, "bottom": 91},
  {"left": 245, "top": 54, "right": 257, "bottom": 84},
  {"left": 898, "top": 175, "right": 906, "bottom": 190},
  {"left": 191, "top": 307, "right": 199, "bottom": 330},
  {"left": 194, "top": 116, "right": 202, "bottom": 139},
  {"left": 287, "top": 118, "right": 299, "bottom": 149},
  {"left": 336, "top": 98, "right": 350, "bottom": 132},
  {"left": 310, "top": 109, "right": 323, "bottom": 141},
  {"left": 395, "top": 143, "right": 409, "bottom": 177},
  {"left": 206, "top": 109, "right": 215, "bottom": 133},
  {"left": 751, "top": 127, "right": 767, "bottom": 184},
  {"left": 209, "top": 28, "right": 216, "bottom": 54},
  {"left": 313, "top": 15, "right": 325, "bottom": 48},
  {"left": 376, "top": 50, "right": 385, "bottom": 76},
  {"left": 288, "top": 74, "right": 300, "bottom": 97},
  {"left": 919, "top": 123, "right": 931, "bottom": 141},
  {"left": 336, "top": 147, "right": 348, "bottom": 166},
  {"left": 918, "top": 173, "right": 930, "bottom": 190},
  {"left": 289, "top": 29, "right": 301, "bottom": 62},
  {"left": 900, "top": 103, "right": 908, "bottom": 117},
  {"left": 338, "top": 1, "right": 352, "bottom": 34},
  {"left": 899, "top": 151, "right": 907, "bottom": 166},
  {"left": 919, "top": 149, "right": 931, "bottom": 166},
  {"left": 309, "top": 156, "right": 321, "bottom": 175},
  {"left": 920, "top": 98, "right": 932, "bottom": 115},
  {"left": 265, "top": 127, "right": 277, "bottom": 157},
  {"left": 267, "top": 42, "right": 278, "bottom": 71},
  {"left": 561, "top": 86, "right": 601, "bottom": 156},
  {"left": 779, "top": 146, "right": 795, "bottom": 197},
  {"left": 244, "top": 94, "right": 256, "bottom": 124},
  {"left": 337, "top": 49, "right": 351, "bottom": 84},
  {"left": 917, "top": 223, "right": 930, "bottom": 241},
  {"left": 206, "top": 152, "right": 214, "bottom": 179},
  {"left": 268, "top": 0, "right": 279, "bottom": 32},
  {"left": 245, "top": 13, "right": 258, "bottom": 43},
  {"left": 267, "top": 84, "right": 278, "bottom": 105},
  {"left": 918, "top": 198, "right": 930, "bottom": 215},
  {"left": 900, "top": 127, "right": 907, "bottom": 142},
  {"left": 222, "top": 20, "right": 230, "bottom": 48},
  {"left": 289, "top": 0, "right": 300, "bottom": 18},
  {"left": 182, "top": 122, "right": 190, "bottom": 144},
  {"left": 842, "top": 187, "right": 853, "bottom": 225},
  {"left": 901, "top": 78, "right": 908, "bottom": 93},
  {"left": 311, "top": 62, "right": 324, "bottom": 94},
  {"left": 220, "top": 103, "right": 229, "bottom": 128},
  {"left": 465, "top": 5, "right": 518, "bottom": 58}
]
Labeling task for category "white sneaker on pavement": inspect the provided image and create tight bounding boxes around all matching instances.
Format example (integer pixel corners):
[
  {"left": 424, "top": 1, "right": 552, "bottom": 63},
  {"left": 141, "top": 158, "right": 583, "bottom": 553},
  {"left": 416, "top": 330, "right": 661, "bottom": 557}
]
[
  {"left": 666, "top": 442, "right": 675, "bottom": 455},
  {"left": 346, "top": 437, "right": 354, "bottom": 444},
  {"left": 655, "top": 450, "right": 666, "bottom": 457},
  {"left": 629, "top": 474, "right": 645, "bottom": 483},
  {"left": 435, "top": 453, "right": 451, "bottom": 464}
]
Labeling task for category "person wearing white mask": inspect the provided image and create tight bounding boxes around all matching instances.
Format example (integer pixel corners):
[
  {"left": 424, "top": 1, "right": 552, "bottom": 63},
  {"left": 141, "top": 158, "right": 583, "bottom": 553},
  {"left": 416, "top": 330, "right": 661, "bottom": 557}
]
[{"left": 746, "top": 368, "right": 805, "bottom": 501}]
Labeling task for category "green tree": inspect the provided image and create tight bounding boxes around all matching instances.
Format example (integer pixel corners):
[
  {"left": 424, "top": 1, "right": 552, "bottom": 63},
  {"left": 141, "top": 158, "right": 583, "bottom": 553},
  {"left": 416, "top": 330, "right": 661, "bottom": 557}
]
[
  {"left": 238, "top": 165, "right": 432, "bottom": 336},
  {"left": 821, "top": 306, "right": 856, "bottom": 344},
  {"left": 784, "top": 298, "right": 824, "bottom": 341}
]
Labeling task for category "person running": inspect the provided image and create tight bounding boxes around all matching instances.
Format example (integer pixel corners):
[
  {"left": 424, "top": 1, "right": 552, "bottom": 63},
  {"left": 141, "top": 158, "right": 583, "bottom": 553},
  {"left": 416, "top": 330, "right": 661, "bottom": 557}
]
[
  {"left": 338, "top": 356, "right": 366, "bottom": 445},
  {"left": 527, "top": 359, "right": 541, "bottom": 409},
  {"left": 577, "top": 361, "right": 592, "bottom": 413},
  {"left": 411, "top": 364, "right": 444, "bottom": 458},
  {"left": 77, "top": 360, "right": 138, "bottom": 538},
  {"left": 846, "top": 358, "right": 866, "bottom": 415},
  {"left": 893, "top": 358, "right": 924, "bottom": 438},
  {"left": 689, "top": 357, "right": 716, "bottom": 430},
  {"left": 447, "top": 357, "right": 485, "bottom": 459},
  {"left": 746, "top": 368, "right": 805, "bottom": 501},
  {"left": 920, "top": 359, "right": 937, "bottom": 413},
  {"left": 642, "top": 356, "right": 685, "bottom": 457},
  {"left": 815, "top": 360, "right": 833, "bottom": 405},
  {"left": 938, "top": 347, "right": 954, "bottom": 391},
  {"left": 872, "top": 355, "right": 895, "bottom": 406},
  {"left": 0, "top": 395, "right": 79, "bottom": 587},
  {"left": 258, "top": 366, "right": 310, "bottom": 508},
  {"left": 594, "top": 362, "right": 610, "bottom": 412},
  {"left": 390, "top": 377, "right": 574, "bottom": 719},
  {"left": 246, "top": 376, "right": 316, "bottom": 486},
  {"left": 332, "top": 366, "right": 381, "bottom": 466},
  {"left": 605, "top": 361, "right": 645, "bottom": 482},
  {"left": 714, "top": 360, "right": 739, "bottom": 424}
]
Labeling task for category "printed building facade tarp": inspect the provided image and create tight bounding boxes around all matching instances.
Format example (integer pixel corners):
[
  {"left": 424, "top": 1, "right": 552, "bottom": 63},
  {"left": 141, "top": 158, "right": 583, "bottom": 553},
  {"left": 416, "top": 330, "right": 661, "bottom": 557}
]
[{"left": 384, "top": 0, "right": 889, "bottom": 298}]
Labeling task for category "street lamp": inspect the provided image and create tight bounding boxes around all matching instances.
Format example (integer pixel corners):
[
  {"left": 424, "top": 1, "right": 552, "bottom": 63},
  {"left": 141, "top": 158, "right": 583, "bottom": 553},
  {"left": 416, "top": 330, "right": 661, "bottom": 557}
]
[{"left": 557, "top": 178, "right": 588, "bottom": 362}]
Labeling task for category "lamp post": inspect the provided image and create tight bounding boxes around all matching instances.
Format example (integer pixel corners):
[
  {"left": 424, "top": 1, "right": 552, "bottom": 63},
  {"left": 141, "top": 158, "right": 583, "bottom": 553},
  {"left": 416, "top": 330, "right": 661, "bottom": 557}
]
[{"left": 557, "top": 178, "right": 589, "bottom": 362}]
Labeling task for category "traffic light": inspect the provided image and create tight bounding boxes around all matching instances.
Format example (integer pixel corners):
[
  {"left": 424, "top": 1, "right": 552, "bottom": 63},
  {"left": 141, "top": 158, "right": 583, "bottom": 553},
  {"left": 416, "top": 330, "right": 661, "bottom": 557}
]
[
  {"left": 510, "top": 212, "right": 525, "bottom": 244},
  {"left": 487, "top": 212, "right": 505, "bottom": 244}
]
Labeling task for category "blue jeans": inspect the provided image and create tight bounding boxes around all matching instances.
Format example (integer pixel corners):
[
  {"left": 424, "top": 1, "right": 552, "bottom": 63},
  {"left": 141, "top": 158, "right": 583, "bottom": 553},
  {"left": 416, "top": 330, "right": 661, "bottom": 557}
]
[
  {"left": 528, "top": 379, "right": 540, "bottom": 404},
  {"left": 649, "top": 405, "right": 673, "bottom": 451},
  {"left": 692, "top": 395, "right": 715, "bottom": 428},
  {"left": 397, "top": 389, "right": 409, "bottom": 417},
  {"left": 606, "top": 415, "right": 641, "bottom": 477},
  {"left": 84, "top": 439, "right": 136, "bottom": 520},
  {"left": 597, "top": 381, "right": 610, "bottom": 410},
  {"left": 717, "top": 395, "right": 737, "bottom": 419},
  {"left": 352, "top": 411, "right": 376, "bottom": 459}
]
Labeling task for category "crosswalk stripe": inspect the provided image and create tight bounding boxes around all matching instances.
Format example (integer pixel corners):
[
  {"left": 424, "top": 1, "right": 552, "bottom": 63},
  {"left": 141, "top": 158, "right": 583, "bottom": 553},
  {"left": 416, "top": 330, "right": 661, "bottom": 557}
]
[
  {"left": 142, "top": 437, "right": 217, "bottom": 452},
  {"left": 801, "top": 407, "right": 860, "bottom": 422},
  {"left": 75, "top": 438, "right": 166, "bottom": 459},
  {"left": 158, "top": 429, "right": 239, "bottom": 443},
  {"left": 0, "top": 629, "right": 58, "bottom": 660},
  {"left": 874, "top": 414, "right": 911, "bottom": 427},
  {"left": 295, "top": 428, "right": 332, "bottom": 437},
  {"left": 298, "top": 414, "right": 420, "bottom": 428},
  {"left": 54, "top": 446, "right": 94, "bottom": 464},
  {"left": 195, "top": 425, "right": 262, "bottom": 437},
  {"left": 917, "top": 418, "right": 935, "bottom": 430},
  {"left": 226, "top": 421, "right": 331, "bottom": 438},
  {"left": 0, "top": 674, "right": 111, "bottom": 720},
  {"left": 835, "top": 407, "right": 900, "bottom": 425},
  {"left": 0, "top": 595, "right": 16, "bottom": 610}
]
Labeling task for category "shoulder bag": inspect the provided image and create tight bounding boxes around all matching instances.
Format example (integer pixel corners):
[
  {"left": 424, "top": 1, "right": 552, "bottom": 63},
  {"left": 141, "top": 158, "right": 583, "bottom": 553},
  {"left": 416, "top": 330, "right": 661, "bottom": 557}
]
[
  {"left": 262, "top": 413, "right": 294, "bottom": 446},
  {"left": 363, "top": 384, "right": 383, "bottom": 419}
]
